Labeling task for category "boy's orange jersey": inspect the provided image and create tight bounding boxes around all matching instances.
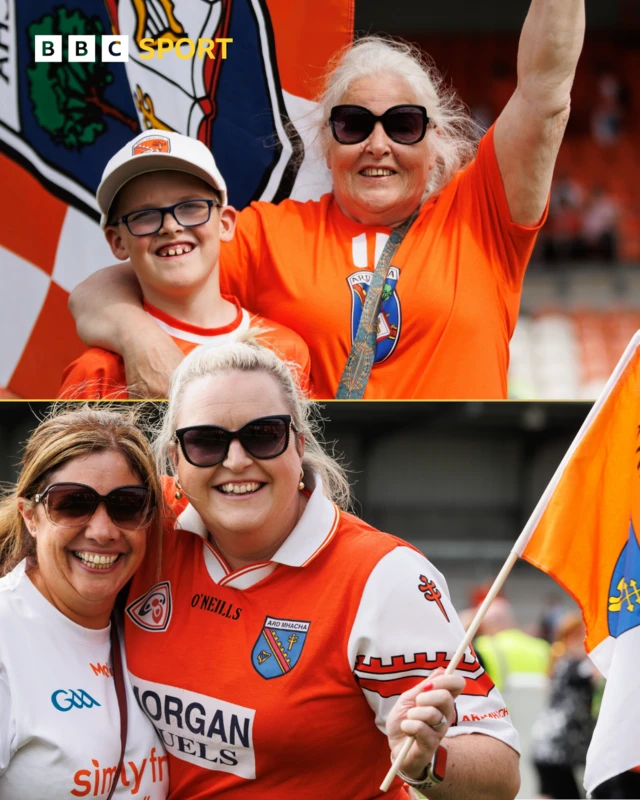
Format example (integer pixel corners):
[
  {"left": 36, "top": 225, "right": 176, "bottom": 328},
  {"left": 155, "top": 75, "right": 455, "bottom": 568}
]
[
  {"left": 221, "top": 126, "right": 546, "bottom": 399},
  {"left": 59, "top": 297, "right": 310, "bottom": 399}
]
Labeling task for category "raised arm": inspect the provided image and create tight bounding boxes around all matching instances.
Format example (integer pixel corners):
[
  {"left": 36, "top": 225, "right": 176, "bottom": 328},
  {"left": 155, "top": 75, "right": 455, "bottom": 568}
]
[
  {"left": 68, "top": 264, "right": 182, "bottom": 397},
  {"left": 494, "top": 0, "right": 586, "bottom": 226}
]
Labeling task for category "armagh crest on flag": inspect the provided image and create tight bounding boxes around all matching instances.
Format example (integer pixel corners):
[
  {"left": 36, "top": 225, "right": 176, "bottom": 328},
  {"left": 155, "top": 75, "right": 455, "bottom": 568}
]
[
  {"left": 0, "top": 0, "right": 353, "bottom": 397},
  {"left": 513, "top": 331, "right": 640, "bottom": 793}
]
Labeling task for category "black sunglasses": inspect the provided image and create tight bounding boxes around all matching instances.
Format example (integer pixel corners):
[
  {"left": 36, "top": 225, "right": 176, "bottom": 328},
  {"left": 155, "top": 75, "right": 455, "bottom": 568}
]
[
  {"left": 176, "top": 415, "right": 295, "bottom": 467},
  {"left": 114, "top": 198, "right": 220, "bottom": 236},
  {"left": 34, "top": 483, "right": 153, "bottom": 530},
  {"left": 329, "top": 104, "right": 429, "bottom": 145}
]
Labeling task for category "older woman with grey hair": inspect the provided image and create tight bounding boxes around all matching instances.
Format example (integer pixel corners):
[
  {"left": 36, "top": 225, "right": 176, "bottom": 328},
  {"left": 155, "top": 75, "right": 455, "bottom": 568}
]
[{"left": 70, "top": 1, "right": 585, "bottom": 400}]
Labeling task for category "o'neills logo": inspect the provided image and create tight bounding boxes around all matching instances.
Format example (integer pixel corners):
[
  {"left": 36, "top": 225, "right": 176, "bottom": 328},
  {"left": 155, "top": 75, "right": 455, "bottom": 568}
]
[
  {"left": 132, "top": 135, "right": 170, "bottom": 156},
  {"left": 126, "top": 582, "right": 172, "bottom": 631}
]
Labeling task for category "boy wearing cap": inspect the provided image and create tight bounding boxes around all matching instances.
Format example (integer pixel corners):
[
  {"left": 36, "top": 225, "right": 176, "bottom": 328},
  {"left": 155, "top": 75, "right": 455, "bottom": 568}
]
[{"left": 60, "top": 132, "right": 310, "bottom": 399}]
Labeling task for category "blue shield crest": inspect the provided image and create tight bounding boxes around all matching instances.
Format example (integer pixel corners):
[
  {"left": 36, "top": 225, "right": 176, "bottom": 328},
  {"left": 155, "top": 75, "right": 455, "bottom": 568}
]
[
  {"left": 347, "top": 266, "right": 402, "bottom": 364},
  {"left": 251, "top": 616, "right": 310, "bottom": 679},
  {"left": 608, "top": 522, "right": 640, "bottom": 638}
]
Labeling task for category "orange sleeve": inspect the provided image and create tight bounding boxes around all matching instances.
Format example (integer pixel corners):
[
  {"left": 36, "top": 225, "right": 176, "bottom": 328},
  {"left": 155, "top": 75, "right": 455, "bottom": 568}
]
[
  {"left": 219, "top": 203, "right": 267, "bottom": 309},
  {"left": 251, "top": 314, "right": 312, "bottom": 394},
  {"left": 455, "top": 125, "right": 548, "bottom": 292},
  {"left": 58, "top": 348, "right": 129, "bottom": 399}
]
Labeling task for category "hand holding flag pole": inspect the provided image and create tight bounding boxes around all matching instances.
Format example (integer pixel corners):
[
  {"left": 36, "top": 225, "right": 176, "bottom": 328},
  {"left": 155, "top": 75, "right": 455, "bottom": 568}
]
[
  {"left": 383, "top": 330, "right": 640, "bottom": 793},
  {"left": 380, "top": 553, "right": 519, "bottom": 792}
]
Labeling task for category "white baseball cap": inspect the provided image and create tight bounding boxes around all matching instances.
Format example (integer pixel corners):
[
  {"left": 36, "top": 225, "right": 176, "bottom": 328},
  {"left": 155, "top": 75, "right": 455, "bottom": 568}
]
[{"left": 97, "top": 129, "right": 228, "bottom": 228}]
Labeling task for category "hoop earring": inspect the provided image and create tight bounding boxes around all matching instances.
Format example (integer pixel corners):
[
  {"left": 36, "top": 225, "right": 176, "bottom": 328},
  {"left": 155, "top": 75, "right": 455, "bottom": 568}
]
[
  {"left": 298, "top": 470, "right": 305, "bottom": 491},
  {"left": 175, "top": 480, "right": 183, "bottom": 500}
]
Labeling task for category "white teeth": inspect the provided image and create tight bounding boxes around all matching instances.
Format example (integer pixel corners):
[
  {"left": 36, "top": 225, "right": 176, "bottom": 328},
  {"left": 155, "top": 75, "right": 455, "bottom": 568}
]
[
  {"left": 74, "top": 551, "right": 120, "bottom": 570},
  {"left": 218, "top": 482, "right": 261, "bottom": 495},
  {"left": 361, "top": 168, "right": 394, "bottom": 177},
  {"left": 158, "top": 244, "right": 193, "bottom": 257}
]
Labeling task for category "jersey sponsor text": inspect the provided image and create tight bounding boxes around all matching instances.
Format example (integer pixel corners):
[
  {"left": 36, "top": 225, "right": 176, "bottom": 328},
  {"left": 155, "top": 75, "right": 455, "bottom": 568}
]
[
  {"left": 70, "top": 746, "right": 167, "bottom": 797},
  {"left": 131, "top": 674, "right": 256, "bottom": 779}
]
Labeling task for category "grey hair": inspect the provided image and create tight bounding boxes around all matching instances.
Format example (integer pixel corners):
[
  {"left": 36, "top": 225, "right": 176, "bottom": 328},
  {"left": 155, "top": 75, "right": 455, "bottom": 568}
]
[
  {"left": 317, "top": 35, "right": 481, "bottom": 198},
  {"left": 155, "top": 337, "right": 352, "bottom": 510}
]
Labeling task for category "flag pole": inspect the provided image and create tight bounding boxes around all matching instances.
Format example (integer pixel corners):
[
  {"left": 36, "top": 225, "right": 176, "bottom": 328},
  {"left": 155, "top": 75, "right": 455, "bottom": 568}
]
[{"left": 380, "top": 551, "right": 519, "bottom": 792}]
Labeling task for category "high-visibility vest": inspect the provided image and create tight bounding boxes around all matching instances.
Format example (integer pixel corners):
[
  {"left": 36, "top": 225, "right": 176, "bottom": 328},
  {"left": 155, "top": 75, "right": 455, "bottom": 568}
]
[{"left": 474, "top": 629, "right": 550, "bottom": 691}]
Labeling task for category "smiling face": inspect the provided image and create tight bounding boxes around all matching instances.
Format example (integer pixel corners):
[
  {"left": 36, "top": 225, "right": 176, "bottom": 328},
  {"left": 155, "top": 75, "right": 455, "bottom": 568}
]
[
  {"left": 19, "top": 450, "right": 150, "bottom": 629},
  {"left": 174, "top": 370, "right": 306, "bottom": 569},
  {"left": 326, "top": 75, "right": 435, "bottom": 227},
  {"left": 105, "top": 171, "right": 236, "bottom": 308}
]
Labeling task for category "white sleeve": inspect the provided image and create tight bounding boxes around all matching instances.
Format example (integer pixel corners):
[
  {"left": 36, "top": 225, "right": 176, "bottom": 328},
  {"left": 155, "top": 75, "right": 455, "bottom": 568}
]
[
  {"left": 0, "top": 666, "right": 16, "bottom": 776},
  {"left": 347, "top": 546, "right": 520, "bottom": 753}
]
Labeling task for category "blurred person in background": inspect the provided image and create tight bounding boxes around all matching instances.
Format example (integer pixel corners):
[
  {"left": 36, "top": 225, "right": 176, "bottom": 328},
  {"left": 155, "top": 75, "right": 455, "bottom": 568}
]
[
  {"left": 591, "top": 72, "right": 625, "bottom": 149},
  {"left": 582, "top": 185, "right": 621, "bottom": 262},
  {"left": 474, "top": 598, "right": 551, "bottom": 800},
  {"left": 531, "top": 612, "right": 596, "bottom": 800},
  {"left": 71, "top": 0, "right": 586, "bottom": 400},
  {"left": 474, "top": 598, "right": 551, "bottom": 692}
]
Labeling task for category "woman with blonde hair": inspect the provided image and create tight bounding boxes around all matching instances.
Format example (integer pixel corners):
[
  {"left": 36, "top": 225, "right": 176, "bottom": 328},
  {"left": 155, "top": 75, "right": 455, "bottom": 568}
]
[
  {"left": 0, "top": 407, "right": 168, "bottom": 799},
  {"left": 123, "top": 339, "right": 521, "bottom": 799},
  {"left": 71, "top": 0, "right": 585, "bottom": 400}
]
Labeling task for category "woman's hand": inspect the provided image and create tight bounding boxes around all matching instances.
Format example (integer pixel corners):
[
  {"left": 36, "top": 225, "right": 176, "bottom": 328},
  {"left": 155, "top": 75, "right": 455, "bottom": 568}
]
[
  {"left": 387, "top": 668, "right": 465, "bottom": 781},
  {"left": 123, "top": 333, "right": 184, "bottom": 398}
]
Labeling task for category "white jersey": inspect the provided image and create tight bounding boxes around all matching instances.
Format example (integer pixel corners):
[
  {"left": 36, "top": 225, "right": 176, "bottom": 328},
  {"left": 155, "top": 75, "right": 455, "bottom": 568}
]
[{"left": 0, "top": 560, "right": 168, "bottom": 800}]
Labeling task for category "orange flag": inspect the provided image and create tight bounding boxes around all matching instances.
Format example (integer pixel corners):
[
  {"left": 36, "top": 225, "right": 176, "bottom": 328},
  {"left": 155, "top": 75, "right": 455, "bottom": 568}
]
[{"left": 514, "top": 331, "right": 640, "bottom": 792}]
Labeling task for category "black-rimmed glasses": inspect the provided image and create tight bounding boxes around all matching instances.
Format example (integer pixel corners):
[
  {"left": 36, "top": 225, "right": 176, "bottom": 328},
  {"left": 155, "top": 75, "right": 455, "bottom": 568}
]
[
  {"left": 329, "top": 104, "right": 429, "bottom": 145},
  {"left": 113, "top": 198, "right": 220, "bottom": 236},
  {"left": 34, "top": 483, "right": 153, "bottom": 530},
  {"left": 176, "top": 415, "right": 296, "bottom": 467}
]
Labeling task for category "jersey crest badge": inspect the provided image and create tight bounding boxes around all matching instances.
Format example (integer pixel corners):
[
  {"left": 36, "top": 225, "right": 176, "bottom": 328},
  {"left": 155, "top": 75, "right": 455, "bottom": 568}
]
[
  {"left": 251, "top": 616, "right": 310, "bottom": 679},
  {"left": 607, "top": 522, "right": 640, "bottom": 637},
  {"left": 126, "top": 581, "right": 172, "bottom": 632},
  {"left": 347, "top": 267, "right": 402, "bottom": 364}
]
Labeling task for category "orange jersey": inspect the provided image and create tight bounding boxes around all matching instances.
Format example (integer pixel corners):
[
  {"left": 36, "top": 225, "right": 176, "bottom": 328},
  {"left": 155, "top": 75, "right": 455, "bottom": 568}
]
[
  {"left": 59, "top": 297, "right": 310, "bottom": 399},
  {"left": 220, "top": 126, "right": 546, "bottom": 399},
  {"left": 125, "top": 479, "right": 518, "bottom": 799}
]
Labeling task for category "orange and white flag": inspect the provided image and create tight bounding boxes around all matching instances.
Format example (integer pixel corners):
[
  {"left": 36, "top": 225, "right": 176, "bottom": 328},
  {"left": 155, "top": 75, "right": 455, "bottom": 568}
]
[
  {"left": 513, "top": 331, "right": 640, "bottom": 792},
  {"left": 0, "top": 0, "right": 353, "bottom": 397}
]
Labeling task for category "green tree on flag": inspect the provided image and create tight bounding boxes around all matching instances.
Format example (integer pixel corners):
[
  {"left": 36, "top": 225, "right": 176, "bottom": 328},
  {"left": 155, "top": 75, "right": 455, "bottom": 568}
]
[{"left": 27, "top": 8, "right": 138, "bottom": 149}]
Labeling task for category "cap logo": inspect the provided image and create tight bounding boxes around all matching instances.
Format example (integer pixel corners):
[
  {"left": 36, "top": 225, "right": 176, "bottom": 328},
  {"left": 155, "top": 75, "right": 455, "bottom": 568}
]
[{"left": 132, "top": 135, "right": 171, "bottom": 156}]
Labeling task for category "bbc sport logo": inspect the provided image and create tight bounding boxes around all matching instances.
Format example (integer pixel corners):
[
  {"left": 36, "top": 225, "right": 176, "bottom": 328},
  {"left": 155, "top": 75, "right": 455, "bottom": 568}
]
[{"left": 34, "top": 35, "right": 233, "bottom": 63}]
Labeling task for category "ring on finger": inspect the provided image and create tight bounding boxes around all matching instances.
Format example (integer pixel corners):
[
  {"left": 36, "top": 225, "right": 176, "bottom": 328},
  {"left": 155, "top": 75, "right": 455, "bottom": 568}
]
[{"left": 430, "top": 714, "right": 447, "bottom": 731}]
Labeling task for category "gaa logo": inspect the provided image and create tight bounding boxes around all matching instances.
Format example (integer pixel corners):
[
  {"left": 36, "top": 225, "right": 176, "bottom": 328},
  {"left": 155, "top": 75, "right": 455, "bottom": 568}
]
[{"left": 51, "top": 689, "right": 101, "bottom": 712}]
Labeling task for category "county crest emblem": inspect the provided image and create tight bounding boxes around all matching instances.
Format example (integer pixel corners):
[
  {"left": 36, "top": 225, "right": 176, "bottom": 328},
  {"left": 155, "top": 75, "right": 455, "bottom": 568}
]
[
  {"left": 251, "top": 617, "right": 310, "bottom": 679},
  {"left": 126, "top": 581, "right": 172, "bottom": 632},
  {"left": 347, "top": 267, "right": 402, "bottom": 363},
  {"left": 607, "top": 523, "right": 640, "bottom": 638}
]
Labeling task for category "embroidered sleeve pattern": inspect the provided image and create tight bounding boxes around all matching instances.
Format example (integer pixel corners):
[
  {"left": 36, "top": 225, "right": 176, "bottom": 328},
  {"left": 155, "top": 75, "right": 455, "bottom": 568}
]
[{"left": 347, "top": 546, "right": 520, "bottom": 752}]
